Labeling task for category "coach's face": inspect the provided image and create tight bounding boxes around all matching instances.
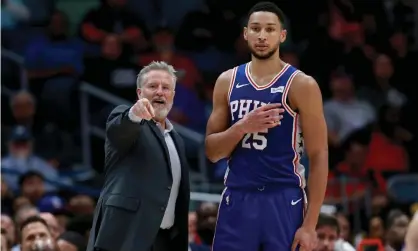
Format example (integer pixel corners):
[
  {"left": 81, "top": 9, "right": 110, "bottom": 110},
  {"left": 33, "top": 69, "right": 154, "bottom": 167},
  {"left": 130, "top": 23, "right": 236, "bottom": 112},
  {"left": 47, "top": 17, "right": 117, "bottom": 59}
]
[
  {"left": 137, "top": 70, "right": 175, "bottom": 121},
  {"left": 244, "top": 11, "right": 286, "bottom": 60}
]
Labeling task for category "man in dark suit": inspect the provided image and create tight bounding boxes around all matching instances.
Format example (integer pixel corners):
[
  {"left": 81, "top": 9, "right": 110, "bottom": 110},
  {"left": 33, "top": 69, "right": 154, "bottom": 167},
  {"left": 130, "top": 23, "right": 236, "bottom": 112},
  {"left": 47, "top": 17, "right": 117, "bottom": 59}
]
[{"left": 87, "top": 61, "right": 190, "bottom": 251}]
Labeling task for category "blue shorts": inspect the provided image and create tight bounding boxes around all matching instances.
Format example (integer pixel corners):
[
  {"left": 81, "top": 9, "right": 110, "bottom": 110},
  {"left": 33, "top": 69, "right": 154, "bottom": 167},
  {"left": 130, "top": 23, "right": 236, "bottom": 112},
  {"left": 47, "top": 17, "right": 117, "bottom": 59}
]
[{"left": 212, "top": 186, "right": 305, "bottom": 251}]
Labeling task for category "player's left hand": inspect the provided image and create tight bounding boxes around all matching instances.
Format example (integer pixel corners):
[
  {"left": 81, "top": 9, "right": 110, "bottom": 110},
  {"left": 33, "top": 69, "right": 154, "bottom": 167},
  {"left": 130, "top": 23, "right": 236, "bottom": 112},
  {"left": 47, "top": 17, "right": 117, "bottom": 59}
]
[{"left": 291, "top": 226, "right": 317, "bottom": 251}]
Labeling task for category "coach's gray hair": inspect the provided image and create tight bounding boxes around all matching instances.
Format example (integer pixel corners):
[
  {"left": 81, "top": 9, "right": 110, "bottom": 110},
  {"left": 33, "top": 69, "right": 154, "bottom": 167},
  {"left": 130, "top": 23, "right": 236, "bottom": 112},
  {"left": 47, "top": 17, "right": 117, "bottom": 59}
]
[{"left": 136, "top": 61, "right": 177, "bottom": 88}]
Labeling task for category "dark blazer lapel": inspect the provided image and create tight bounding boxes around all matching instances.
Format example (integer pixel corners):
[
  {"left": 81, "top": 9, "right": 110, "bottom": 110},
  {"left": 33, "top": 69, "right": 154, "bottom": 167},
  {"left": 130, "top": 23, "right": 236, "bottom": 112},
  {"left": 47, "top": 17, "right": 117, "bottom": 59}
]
[{"left": 147, "top": 121, "right": 172, "bottom": 179}]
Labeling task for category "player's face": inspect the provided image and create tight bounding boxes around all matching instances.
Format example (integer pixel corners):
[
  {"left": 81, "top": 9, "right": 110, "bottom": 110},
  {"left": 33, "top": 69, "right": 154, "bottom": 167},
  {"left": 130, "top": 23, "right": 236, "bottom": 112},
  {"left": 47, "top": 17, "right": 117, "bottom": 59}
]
[
  {"left": 244, "top": 11, "right": 286, "bottom": 60},
  {"left": 314, "top": 226, "right": 338, "bottom": 251},
  {"left": 138, "top": 70, "right": 175, "bottom": 121}
]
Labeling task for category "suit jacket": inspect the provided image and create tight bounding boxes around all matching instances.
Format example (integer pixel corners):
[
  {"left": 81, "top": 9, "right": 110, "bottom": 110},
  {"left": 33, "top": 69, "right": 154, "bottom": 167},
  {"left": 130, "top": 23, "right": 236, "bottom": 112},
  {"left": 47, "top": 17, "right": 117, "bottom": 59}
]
[{"left": 87, "top": 105, "right": 190, "bottom": 251}]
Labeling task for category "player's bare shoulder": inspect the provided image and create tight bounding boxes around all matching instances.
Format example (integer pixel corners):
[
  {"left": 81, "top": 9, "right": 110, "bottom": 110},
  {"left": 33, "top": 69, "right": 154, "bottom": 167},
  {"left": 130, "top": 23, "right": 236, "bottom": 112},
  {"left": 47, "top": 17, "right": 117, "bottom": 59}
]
[
  {"left": 214, "top": 68, "right": 236, "bottom": 95},
  {"left": 288, "top": 72, "right": 322, "bottom": 108},
  {"left": 291, "top": 72, "right": 320, "bottom": 93},
  {"left": 206, "top": 68, "right": 237, "bottom": 136}
]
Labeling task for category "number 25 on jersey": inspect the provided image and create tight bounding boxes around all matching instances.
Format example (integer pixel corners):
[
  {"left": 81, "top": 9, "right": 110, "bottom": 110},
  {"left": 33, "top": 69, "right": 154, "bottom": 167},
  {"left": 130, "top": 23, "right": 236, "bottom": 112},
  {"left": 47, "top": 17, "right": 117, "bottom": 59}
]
[{"left": 242, "top": 132, "right": 267, "bottom": 150}]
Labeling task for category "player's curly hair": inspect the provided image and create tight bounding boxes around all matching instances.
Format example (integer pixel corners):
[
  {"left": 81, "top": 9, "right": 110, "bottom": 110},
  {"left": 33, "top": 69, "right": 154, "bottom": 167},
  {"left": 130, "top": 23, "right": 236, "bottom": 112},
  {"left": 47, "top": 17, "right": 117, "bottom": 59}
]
[{"left": 247, "top": 2, "right": 286, "bottom": 26}]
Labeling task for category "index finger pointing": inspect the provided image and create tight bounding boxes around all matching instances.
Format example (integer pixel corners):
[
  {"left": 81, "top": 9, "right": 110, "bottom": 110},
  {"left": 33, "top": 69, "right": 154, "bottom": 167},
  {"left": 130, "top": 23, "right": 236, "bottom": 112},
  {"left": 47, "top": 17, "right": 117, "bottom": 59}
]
[
  {"left": 259, "top": 103, "right": 282, "bottom": 111},
  {"left": 141, "top": 98, "right": 155, "bottom": 117},
  {"left": 147, "top": 102, "right": 155, "bottom": 117}
]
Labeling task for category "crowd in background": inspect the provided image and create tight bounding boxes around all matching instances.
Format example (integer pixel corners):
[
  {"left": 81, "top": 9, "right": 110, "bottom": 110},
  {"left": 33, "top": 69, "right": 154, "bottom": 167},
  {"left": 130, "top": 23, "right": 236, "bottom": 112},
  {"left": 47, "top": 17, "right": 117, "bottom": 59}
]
[{"left": 1, "top": 0, "right": 418, "bottom": 250}]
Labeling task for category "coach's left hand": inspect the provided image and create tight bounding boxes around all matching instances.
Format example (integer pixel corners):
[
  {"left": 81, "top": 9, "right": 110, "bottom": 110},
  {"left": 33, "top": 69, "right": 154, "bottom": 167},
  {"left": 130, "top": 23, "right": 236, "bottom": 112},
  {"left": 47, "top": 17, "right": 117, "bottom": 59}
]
[{"left": 291, "top": 226, "right": 317, "bottom": 251}]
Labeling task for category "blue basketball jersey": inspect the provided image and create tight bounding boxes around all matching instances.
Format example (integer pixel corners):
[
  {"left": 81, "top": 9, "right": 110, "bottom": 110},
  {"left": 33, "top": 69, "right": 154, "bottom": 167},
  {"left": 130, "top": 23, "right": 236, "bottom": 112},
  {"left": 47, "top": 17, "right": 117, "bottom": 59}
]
[{"left": 225, "top": 62, "right": 306, "bottom": 189}]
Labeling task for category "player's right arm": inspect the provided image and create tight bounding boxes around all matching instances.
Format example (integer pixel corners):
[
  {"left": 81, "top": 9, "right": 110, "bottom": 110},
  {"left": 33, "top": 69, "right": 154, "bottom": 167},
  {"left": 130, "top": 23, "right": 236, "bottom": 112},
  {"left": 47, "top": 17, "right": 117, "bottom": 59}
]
[
  {"left": 205, "top": 70, "right": 245, "bottom": 163},
  {"left": 106, "top": 98, "right": 154, "bottom": 149}
]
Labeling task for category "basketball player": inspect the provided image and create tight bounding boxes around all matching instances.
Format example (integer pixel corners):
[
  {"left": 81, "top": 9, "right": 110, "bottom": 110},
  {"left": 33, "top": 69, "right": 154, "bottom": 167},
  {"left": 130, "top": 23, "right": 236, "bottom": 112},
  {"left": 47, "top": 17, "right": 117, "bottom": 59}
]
[{"left": 205, "top": 2, "right": 328, "bottom": 251}]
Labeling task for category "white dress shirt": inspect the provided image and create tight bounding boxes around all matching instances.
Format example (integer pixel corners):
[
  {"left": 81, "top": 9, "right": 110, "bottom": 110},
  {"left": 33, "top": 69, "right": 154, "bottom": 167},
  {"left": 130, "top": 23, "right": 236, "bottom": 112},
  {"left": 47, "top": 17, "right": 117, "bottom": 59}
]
[{"left": 129, "top": 107, "right": 182, "bottom": 229}]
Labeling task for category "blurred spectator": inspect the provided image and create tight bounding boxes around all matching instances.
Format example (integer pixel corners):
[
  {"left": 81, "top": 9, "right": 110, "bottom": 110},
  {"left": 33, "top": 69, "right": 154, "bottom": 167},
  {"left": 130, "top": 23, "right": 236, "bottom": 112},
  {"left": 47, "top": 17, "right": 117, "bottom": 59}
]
[
  {"left": 188, "top": 208, "right": 211, "bottom": 251},
  {"left": 68, "top": 195, "right": 95, "bottom": 216},
  {"left": 39, "top": 213, "right": 64, "bottom": 240},
  {"left": 79, "top": 0, "right": 149, "bottom": 52},
  {"left": 1, "top": 178, "right": 14, "bottom": 215},
  {"left": 6, "top": 91, "right": 35, "bottom": 127},
  {"left": 83, "top": 34, "right": 139, "bottom": 100},
  {"left": 1, "top": 126, "right": 59, "bottom": 192},
  {"left": 338, "top": 23, "right": 377, "bottom": 84},
  {"left": 139, "top": 26, "right": 208, "bottom": 130},
  {"left": 176, "top": 0, "right": 241, "bottom": 73},
  {"left": 19, "top": 171, "right": 49, "bottom": 205},
  {"left": 140, "top": 26, "right": 202, "bottom": 90},
  {"left": 1, "top": 215, "right": 16, "bottom": 248},
  {"left": 1, "top": 0, "right": 29, "bottom": 29},
  {"left": 1, "top": 0, "right": 39, "bottom": 54},
  {"left": 358, "top": 54, "right": 407, "bottom": 110},
  {"left": 24, "top": 10, "right": 83, "bottom": 120},
  {"left": 371, "top": 195, "right": 392, "bottom": 218},
  {"left": 326, "top": 139, "right": 370, "bottom": 204},
  {"left": 314, "top": 213, "right": 339, "bottom": 251},
  {"left": 1, "top": 0, "right": 29, "bottom": 30},
  {"left": 39, "top": 213, "right": 63, "bottom": 241},
  {"left": 324, "top": 73, "right": 375, "bottom": 147},
  {"left": 13, "top": 205, "right": 39, "bottom": 241},
  {"left": 389, "top": 30, "right": 417, "bottom": 96},
  {"left": 175, "top": 0, "right": 240, "bottom": 52},
  {"left": 24, "top": 9, "right": 83, "bottom": 77},
  {"left": 2, "top": 91, "right": 76, "bottom": 166},
  {"left": 37, "top": 196, "right": 66, "bottom": 215},
  {"left": 19, "top": 216, "right": 56, "bottom": 251},
  {"left": 334, "top": 213, "right": 356, "bottom": 251},
  {"left": 65, "top": 215, "right": 93, "bottom": 242},
  {"left": 52, "top": 210, "right": 73, "bottom": 233},
  {"left": 37, "top": 195, "right": 72, "bottom": 232},
  {"left": 12, "top": 196, "right": 31, "bottom": 214},
  {"left": 385, "top": 210, "right": 410, "bottom": 251},
  {"left": 57, "top": 231, "right": 86, "bottom": 251},
  {"left": 368, "top": 216, "right": 385, "bottom": 241},
  {"left": 196, "top": 202, "right": 217, "bottom": 246},
  {"left": 1, "top": 228, "right": 10, "bottom": 251},
  {"left": 171, "top": 82, "right": 207, "bottom": 132},
  {"left": 390, "top": 1, "right": 415, "bottom": 42},
  {"left": 365, "top": 105, "right": 410, "bottom": 185},
  {"left": 336, "top": 213, "right": 351, "bottom": 243},
  {"left": 188, "top": 212, "right": 199, "bottom": 244},
  {"left": 198, "top": 74, "right": 215, "bottom": 121}
]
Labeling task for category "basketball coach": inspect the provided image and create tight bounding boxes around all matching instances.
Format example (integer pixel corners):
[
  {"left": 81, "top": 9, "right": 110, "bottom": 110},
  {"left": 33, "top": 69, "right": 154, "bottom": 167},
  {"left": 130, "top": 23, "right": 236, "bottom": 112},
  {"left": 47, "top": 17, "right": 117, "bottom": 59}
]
[{"left": 87, "top": 61, "right": 190, "bottom": 251}]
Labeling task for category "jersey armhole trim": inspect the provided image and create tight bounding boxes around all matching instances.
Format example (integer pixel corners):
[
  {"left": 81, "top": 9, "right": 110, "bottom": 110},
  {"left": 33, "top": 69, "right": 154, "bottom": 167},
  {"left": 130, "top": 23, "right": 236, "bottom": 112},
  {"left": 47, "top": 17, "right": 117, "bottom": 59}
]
[
  {"left": 281, "top": 70, "right": 301, "bottom": 117},
  {"left": 227, "top": 67, "right": 238, "bottom": 104}
]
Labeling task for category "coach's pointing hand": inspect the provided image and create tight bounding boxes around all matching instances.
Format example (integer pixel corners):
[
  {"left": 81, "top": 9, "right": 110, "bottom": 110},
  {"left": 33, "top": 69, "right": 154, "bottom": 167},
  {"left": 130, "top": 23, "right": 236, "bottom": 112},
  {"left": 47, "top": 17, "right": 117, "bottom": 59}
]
[
  {"left": 132, "top": 98, "right": 155, "bottom": 120},
  {"left": 237, "top": 103, "right": 284, "bottom": 133}
]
